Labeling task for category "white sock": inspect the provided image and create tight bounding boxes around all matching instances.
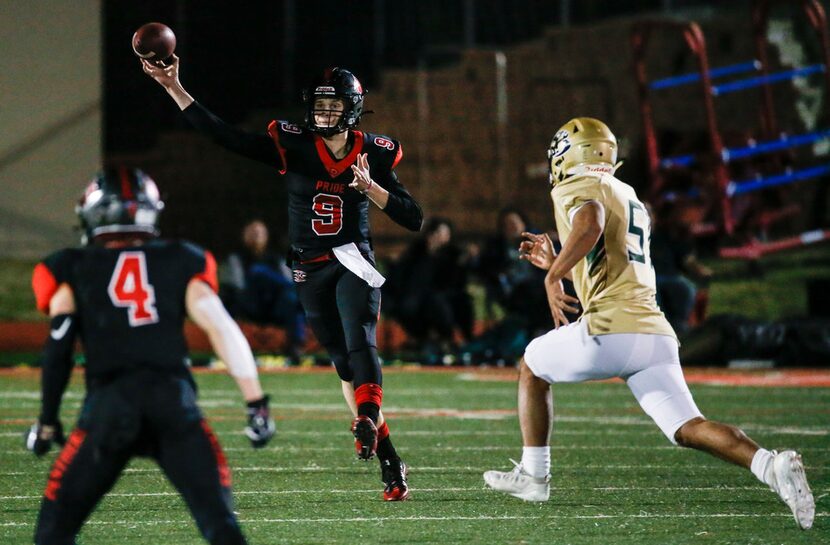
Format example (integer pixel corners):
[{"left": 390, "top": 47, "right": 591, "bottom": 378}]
[
  {"left": 750, "top": 448, "right": 775, "bottom": 486},
  {"left": 521, "top": 446, "right": 550, "bottom": 479}
]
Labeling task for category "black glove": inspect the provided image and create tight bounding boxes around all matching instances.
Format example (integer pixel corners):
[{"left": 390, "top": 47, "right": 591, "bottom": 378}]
[
  {"left": 25, "top": 420, "right": 66, "bottom": 457},
  {"left": 244, "top": 395, "right": 275, "bottom": 448}
]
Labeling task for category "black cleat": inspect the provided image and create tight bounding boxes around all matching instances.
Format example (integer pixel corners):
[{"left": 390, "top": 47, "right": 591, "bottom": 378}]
[
  {"left": 381, "top": 458, "right": 410, "bottom": 501},
  {"left": 351, "top": 415, "right": 378, "bottom": 460}
]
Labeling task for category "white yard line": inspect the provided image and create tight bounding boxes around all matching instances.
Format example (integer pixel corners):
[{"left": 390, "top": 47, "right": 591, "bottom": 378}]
[
  {"left": 0, "top": 465, "right": 759, "bottom": 476},
  {"left": 13, "top": 444, "right": 830, "bottom": 456},
  {"left": 6, "top": 484, "right": 827, "bottom": 501},
  {"left": 1, "top": 512, "right": 826, "bottom": 527}
]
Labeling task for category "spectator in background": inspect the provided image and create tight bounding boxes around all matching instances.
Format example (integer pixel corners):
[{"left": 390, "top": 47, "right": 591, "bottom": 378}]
[
  {"left": 649, "top": 201, "right": 713, "bottom": 336},
  {"left": 385, "top": 217, "right": 473, "bottom": 363},
  {"left": 221, "top": 220, "right": 306, "bottom": 363},
  {"left": 475, "top": 208, "right": 551, "bottom": 327},
  {"left": 465, "top": 208, "right": 559, "bottom": 364}
]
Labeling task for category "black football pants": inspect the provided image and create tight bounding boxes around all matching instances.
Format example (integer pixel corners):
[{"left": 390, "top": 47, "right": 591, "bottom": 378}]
[
  {"left": 294, "top": 255, "right": 382, "bottom": 387},
  {"left": 34, "top": 374, "right": 246, "bottom": 545}
]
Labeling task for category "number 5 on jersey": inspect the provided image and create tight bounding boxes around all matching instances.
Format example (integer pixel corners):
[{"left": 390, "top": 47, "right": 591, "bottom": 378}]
[{"left": 108, "top": 252, "right": 159, "bottom": 326}]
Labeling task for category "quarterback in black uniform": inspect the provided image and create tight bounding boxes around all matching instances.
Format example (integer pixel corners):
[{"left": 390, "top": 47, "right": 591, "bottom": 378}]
[
  {"left": 142, "top": 57, "right": 422, "bottom": 500},
  {"left": 26, "top": 168, "right": 276, "bottom": 545}
]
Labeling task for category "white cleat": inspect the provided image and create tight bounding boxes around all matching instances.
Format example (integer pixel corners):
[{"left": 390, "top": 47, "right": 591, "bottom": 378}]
[
  {"left": 483, "top": 459, "right": 550, "bottom": 502},
  {"left": 769, "top": 450, "right": 815, "bottom": 530}
]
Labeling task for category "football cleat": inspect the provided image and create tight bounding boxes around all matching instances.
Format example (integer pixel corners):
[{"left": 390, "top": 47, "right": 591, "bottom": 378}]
[
  {"left": 381, "top": 458, "right": 410, "bottom": 501},
  {"left": 483, "top": 459, "right": 550, "bottom": 502},
  {"left": 351, "top": 415, "right": 378, "bottom": 460},
  {"left": 768, "top": 450, "right": 815, "bottom": 530}
]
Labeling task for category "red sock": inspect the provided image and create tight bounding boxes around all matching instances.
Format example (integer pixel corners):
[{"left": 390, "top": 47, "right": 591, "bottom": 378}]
[
  {"left": 355, "top": 383, "right": 383, "bottom": 423},
  {"left": 377, "top": 422, "right": 390, "bottom": 442}
]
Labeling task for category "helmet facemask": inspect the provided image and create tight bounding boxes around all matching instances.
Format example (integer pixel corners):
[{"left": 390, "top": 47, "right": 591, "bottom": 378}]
[{"left": 303, "top": 68, "right": 365, "bottom": 137}]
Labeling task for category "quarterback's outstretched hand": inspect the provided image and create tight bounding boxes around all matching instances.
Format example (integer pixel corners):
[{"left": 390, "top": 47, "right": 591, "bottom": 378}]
[
  {"left": 141, "top": 54, "right": 180, "bottom": 89},
  {"left": 245, "top": 395, "right": 276, "bottom": 448},
  {"left": 25, "top": 420, "right": 66, "bottom": 457},
  {"left": 519, "top": 232, "right": 556, "bottom": 270},
  {"left": 141, "top": 54, "right": 195, "bottom": 111}
]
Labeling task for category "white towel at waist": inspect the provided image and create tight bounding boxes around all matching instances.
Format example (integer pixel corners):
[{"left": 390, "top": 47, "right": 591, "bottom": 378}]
[{"left": 332, "top": 243, "right": 386, "bottom": 288}]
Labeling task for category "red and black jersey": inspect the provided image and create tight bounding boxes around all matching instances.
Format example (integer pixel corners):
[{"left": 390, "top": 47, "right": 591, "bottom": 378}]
[
  {"left": 183, "top": 102, "right": 423, "bottom": 256},
  {"left": 32, "top": 240, "right": 217, "bottom": 381}
]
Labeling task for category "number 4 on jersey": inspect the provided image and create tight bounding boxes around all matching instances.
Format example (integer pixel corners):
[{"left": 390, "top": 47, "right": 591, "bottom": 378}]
[{"left": 108, "top": 252, "right": 159, "bottom": 326}]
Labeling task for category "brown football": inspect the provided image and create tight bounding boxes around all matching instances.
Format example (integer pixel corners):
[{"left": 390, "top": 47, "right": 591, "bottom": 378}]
[{"left": 132, "top": 22, "right": 176, "bottom": 65}]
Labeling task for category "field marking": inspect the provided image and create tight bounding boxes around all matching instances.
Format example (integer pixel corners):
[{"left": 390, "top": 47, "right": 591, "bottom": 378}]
[
  {"left": 2, "top": 386, "right": 828, "bottom": 400},
  {"left": 12, "top": 444, "right": 830, "bottom": 456},
  {"left": 1, "top": 425, "right": 827, "bottom": 439},
  {"left": 7, "top": 484, "right": 830, "bottom": 502},
  {"left": 0, "top": 463, "right": 797, "bottom": 476},
  {"left": 1, "top": 512, "right": 827, "bottom": 528},
  {"left": 1, "top": 418, "right": 826, "bottom": 435}
]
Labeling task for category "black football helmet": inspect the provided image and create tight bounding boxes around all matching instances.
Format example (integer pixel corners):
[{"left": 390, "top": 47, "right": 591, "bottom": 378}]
[
  {"left": 302, "top": 67, "right": 365, "bottom": 136},
  {"left": 76, "top": 167, "right": 164, "bottom": 244}
]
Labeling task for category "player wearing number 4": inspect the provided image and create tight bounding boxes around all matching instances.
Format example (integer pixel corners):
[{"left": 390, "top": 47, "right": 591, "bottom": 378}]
[
  {"left": 27, "top": 168, "right": 274, "bottom": 545},
  {"left": 141, "top": 57, "right": 422, "bottom": 501},
  {"left": 483, "top": 118, "right": 815, "bottom": 530}
]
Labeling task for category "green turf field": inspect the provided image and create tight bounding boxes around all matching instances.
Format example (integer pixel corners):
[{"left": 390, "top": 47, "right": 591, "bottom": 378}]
[{"left": 0, "top": 369, "right": 827, "bottom": 544}]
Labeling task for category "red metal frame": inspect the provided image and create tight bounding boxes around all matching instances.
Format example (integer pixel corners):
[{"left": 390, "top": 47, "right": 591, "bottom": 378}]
[
  {"left": 631, "top": 1, "right": 830, "bottom": 244},
  {"left": 631, "top": 21, "right": 734, "bottom": 234}
]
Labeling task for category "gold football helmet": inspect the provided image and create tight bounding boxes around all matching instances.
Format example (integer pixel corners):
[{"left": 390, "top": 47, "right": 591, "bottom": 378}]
[{"left": 548, "top": 117, "right": 618, "bottom": 185}]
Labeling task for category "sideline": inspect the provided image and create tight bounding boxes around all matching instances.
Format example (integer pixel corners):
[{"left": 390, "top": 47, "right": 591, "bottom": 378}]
[{"left": 2, "top": 366, "right": 830, "bottom": 386}]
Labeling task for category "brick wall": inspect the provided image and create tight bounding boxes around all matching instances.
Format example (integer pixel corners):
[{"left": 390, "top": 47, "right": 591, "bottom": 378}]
[{"left": 115, "top": 11, "right": 814, "bottom": 258}]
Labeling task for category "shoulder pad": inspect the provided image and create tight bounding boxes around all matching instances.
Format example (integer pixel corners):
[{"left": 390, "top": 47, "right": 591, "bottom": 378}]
[
  {"left": 364, "top": 133, "right": 403, "bottom": 170},
  {"left": 180, "top": 241, "right": 218, "bottom": 293},
  {"left": 32, "top": 249, "right": 76, "bottom": 314},
  {"left": 267, "top": 120, "right": 308, "bottom": 146}
]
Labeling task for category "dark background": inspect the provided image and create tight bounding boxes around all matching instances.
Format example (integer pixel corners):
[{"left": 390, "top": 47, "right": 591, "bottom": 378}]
[{"left": 104, "top": 0, "right": 703, "bottom": 154}]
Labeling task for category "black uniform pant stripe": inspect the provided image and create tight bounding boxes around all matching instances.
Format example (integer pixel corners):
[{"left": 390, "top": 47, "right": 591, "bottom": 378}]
[{"left": 34, "top": 429, "right": 131, "bottom": 545}]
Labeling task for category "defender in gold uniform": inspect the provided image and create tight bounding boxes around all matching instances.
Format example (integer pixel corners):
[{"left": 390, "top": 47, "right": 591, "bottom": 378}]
[{"left": 484, "top": 118, "right": 815, "bottom": 530}]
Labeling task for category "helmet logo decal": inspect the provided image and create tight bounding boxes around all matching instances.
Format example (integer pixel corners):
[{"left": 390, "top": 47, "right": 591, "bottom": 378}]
[
  {"left": 315, "top": 86, "right": 335, "bottom": 94},
  {"left": 548, "top": 130, "right": 571, "bottom": 159}
]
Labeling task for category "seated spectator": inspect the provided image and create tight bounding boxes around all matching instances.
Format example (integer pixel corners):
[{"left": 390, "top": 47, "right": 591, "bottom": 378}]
[
  {"left": 221, "top": 220, "right": 306, "bottom": 362},
  {"left": 649, "top": 202, "right": 713, "bottom": 336},
  {"left": 385, "top": 217, "right": 473, "bottom": 363},
  {"left": 464, "top": 207, "right": 557, "bottom": 364}
]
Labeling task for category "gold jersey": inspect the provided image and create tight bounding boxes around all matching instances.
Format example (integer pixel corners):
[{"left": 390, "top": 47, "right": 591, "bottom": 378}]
[{"left": 551, "top": 172, "right": 676, "bottom": 339}]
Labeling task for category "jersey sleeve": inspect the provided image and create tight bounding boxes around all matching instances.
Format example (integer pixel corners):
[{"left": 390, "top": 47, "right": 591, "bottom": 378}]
[
  {"left": 365, "top": 133, "right": 423, "bottom": 231},
  {"left": 266, "top": 119, "right": 311, "bottom": 174},
  {"left": 366, "top": 134, "right": 403, "bottom": 173},
  {"left": 181, "top": 242, "right": 219, "bottom": 293},
  {"left": 182, "top": 102, "right": 279, "bottom": 167},
  {"left": 554, "top": 177, "right": 605, "bottom": 228},
  {"left": 32, "top": 250, "right": 74, "bottom": 314}
]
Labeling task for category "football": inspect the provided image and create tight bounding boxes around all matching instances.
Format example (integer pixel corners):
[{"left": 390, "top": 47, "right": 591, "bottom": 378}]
[{"left": 132, "top": 22, "right": 176, "bottom": 65}]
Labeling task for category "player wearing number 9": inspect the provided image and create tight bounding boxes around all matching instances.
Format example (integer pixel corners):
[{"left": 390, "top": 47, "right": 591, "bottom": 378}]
[
  {"left": 484, "top": 118, "right": 815, "bottom": 531},
  {"left": 141, "top": 57, "right": 422, "bottom": 501},
  {"left": 28, "top": 168, "right": 273, "bottom": 545}
]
